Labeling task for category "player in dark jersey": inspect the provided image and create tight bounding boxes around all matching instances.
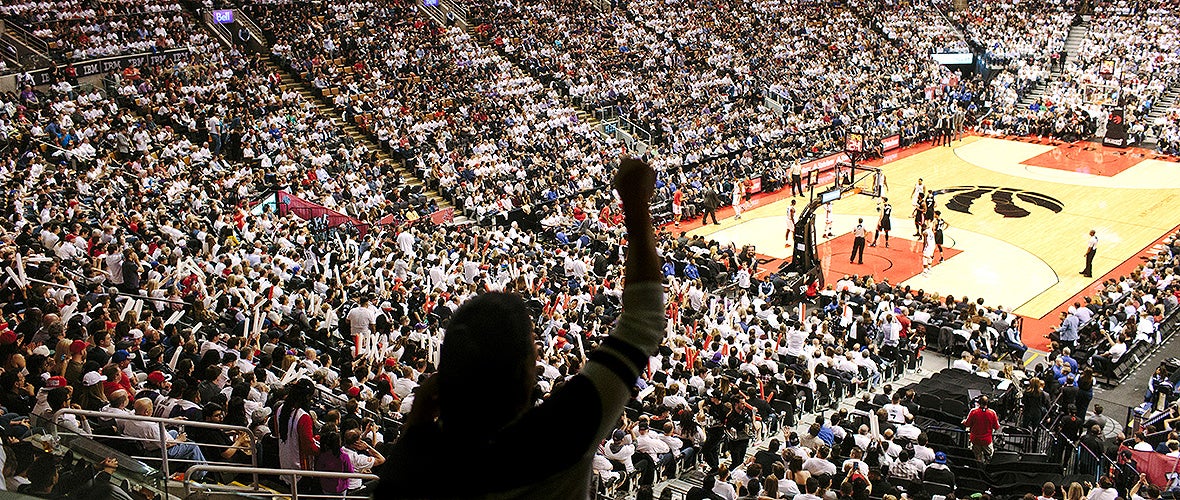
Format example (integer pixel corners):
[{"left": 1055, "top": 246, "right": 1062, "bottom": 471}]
[{"left": 871, "top": 197, "right": 892, "bottom": 248}]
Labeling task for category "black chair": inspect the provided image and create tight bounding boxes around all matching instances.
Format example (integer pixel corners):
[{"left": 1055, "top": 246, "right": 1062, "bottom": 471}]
[
  {"left": 940, "top": 399, "right": 969, "bottom": 422},
  {"left": 916, "top": 392, "right": 942, "bottom": 410},
  {"left": 889, "top": 476, "right": 922, "bottom": 496},
  {"left": 816, "top": 381, "right": 832, "bottom": 409},
  {"left": 925, "top": 482, "right": 954, "bottom": 496},
  {"left": 771, "top": 398, "right": 798, "bottom": 427}
]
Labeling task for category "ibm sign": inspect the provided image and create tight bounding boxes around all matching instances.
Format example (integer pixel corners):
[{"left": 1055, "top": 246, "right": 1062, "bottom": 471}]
[{"left": 212, "top": 10, "right": 234, "bottom": 24}]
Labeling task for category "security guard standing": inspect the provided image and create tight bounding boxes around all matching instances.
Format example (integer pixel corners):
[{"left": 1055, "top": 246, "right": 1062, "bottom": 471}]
[{"left": 850, "top": 218, "right": 867, "bottom": 264}]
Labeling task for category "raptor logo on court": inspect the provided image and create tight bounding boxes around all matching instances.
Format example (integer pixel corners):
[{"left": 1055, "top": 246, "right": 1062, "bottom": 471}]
[{"left": 933, "top": 186, "right": 1065, "bottom": 218}]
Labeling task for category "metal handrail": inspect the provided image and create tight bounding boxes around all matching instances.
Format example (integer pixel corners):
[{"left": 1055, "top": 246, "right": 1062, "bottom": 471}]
[
  {"left": 234, "top": 9, "right": 268, "bottom": 47},
  {"left": 201, "top": 9, "right": 235, "bottom": 48},
  {"left": 184, "top": 465, "right": 378, "bottom": 500},
  {"left": 51, "top": 408, "right": 259, "bottom": 490},
  {"left": 5, "top": 22, "right": 50, "bottom": 55}
]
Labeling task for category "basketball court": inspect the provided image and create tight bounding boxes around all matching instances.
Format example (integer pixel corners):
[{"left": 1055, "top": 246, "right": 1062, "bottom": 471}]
[{"left": 685, "top": 136, "right": 1180, "bottom": 351}]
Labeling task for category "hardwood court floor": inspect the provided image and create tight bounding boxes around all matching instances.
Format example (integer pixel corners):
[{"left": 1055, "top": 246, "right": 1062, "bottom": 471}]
[{"left": 689, "top": 136, "right": 1180, "bottom": 349}]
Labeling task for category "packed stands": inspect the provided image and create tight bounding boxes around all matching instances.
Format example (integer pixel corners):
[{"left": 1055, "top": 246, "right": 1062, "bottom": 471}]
[
  {"left": 2, "top": 0, "right": 193, "bottom": 63},
  {"left": 0, "top": 0, "right": 1177, "bottom": 498}
]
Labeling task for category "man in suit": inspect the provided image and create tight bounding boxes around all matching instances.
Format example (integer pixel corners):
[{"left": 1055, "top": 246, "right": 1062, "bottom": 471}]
[{"left": 701, "top": 187, "right": 720, "bottom": 225}]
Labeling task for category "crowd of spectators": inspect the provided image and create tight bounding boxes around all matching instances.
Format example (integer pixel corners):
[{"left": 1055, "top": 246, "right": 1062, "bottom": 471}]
[
  {"left": 0, "top": 0, "right": 1176, "bottom": 497},
  {"left": 249, "top": 0, "right": 980, "bottom": 225},
  {"left": 251, "top": 0, "right": 622, "bottom": 223},
  {"left": 938, "top": 0, "right": 1072, "bottom": 68},
  {"left": 864, "top": 0, "right": 972, "bottom": 55},
  {"left": 2, "top": 0, "right": 194, "bottom": 63}
]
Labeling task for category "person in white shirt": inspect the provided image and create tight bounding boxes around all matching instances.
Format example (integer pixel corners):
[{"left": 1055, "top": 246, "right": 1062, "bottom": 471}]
[
  {"left": 913, "top": 433, "right": 936, "bottom": 463},
  {"left": 346, "top": 296, "right": 378, "bottom": 356},
  {"left": 342, "top": 429, "right": 385, "bottom": 490},
  {"left": 120, "top": 398, "right": 207, "bottom": 478},
  {"left": 1087, "top": 476, "right": 1119, "bottom": 500},
  {"left": 802, "top": 446, "right": 837, "bottom": 477},
  {"left": 882, "top": 394, "right": 912, "bottom": 424},
  {"left": 951, "top": 351, "right": 976, "bottom": 371},
  {"left": 602, "top": 430, "right": 637, "bottom": 472},
  {"left": 713, "top": 470, "right": 738, "bottom": 500},
  {"left": 853, "top": 425, "right": 873, "bottom": 451},
  {"left": 634, "top": 421, "right": 674, "bottom": 475}
]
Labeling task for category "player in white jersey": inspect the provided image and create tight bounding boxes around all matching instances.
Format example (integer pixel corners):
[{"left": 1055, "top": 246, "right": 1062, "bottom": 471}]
[
  {"left": 922, "top": 224, "right": 936, "bottom": 275},
  {"left": 823, "top": 202, "right": 834, "bottom": 238}
]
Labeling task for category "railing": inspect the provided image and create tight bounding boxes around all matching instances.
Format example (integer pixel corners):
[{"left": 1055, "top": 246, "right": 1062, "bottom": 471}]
[
  {"left": 50, "top": 408, "right": 260, "bottom": 495},
  {"left": 419, "top": 3, "right": 447, "bottom": 27},
  {"left": 0, "top": 35, "right": 23, "bottom": 72},
  {"left": 616, "top": 116, "right": 653, "bottom": 145},
  {"left": 1064, "top": 438, "right": 1110, "bottom": 482},
  {"left": 201, "top": 10, "right": 235, "bottom": 48},
  {"left": 586, "top": 0, "right": 612, "bottom": 11},
  {"left": 438, "top": 0, "right": 468, "bottom": 22},
  {"left": 3, "top": 24, "right": 53, "bottom": 68},
  {"left": 926, "top": 424, "right": 1049, "bottom": 454},
  {"left": 765, "top": 87, "right": 794, "bottom": 114},
  {"left": 594, "top": 105, "right": 619, "bottom": 123},
  {"left": 5, "top": 22, "right": 50, "bottom": 56},
  {"left": 234, "top": 9, "right": 269, "bottom": 48},
  {"left": 184, "top": 465, "right": 378, "bottom": 500}
]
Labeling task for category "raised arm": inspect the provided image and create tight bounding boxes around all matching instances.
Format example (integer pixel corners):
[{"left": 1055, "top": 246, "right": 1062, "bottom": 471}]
[{"left": 581, "top": 158, "right": 665, "bottom": 441}]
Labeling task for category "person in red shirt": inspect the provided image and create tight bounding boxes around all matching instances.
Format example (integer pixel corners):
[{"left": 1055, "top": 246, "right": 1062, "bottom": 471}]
[
  {"left": 962, "top": 395, "right": 1000, "bottom": 464},
  {"left": 672, "top": 187, "right": 683, "bottom": 227}
]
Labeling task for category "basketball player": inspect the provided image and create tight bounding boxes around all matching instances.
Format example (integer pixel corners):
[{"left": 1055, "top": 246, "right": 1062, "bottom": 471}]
[
  {"left": 672, "top": 186, "right": 683, "bottom": 227},
  {"left": 874, "top": 170, "right": 889, "bottom": 196},
  {"left": 871, "top": 197, "right": 892, "bottom": 248},
  {"left": 932, "top": 210, "right": 948, "bottom": 262},
  {"left": 913, "top": 192, "right": 926, "bottom": 237},
  {"left": 912, "top": 178, "right": 925, "bottom": 207},
  {"left": 784, "top": 199, "right": 797, "bottom": 248},
  {"left": 823, "top": 201, "right": 834, "bottom": 238},
  {"left": 922, "top": 223, "right": 936, "bottom": 275},
  {"left": 731, "top": 181, "right": 744, "bottom": 220},
  {"left": 850, "top": 218, "right": 866, "bottom": 264},
  {"left": 924, "top": 189, "right": 937, "bottom": 221}
]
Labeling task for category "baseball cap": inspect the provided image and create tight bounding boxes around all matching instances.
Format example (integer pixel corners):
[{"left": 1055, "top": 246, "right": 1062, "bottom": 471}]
[
  {"left": 612, "top": 429, "right": 626, "bottom": 441},
  {"left": 147, "top": 371, "right": 171, "bottom": 385},
  {"left": 82, "top": 371, "right": 107, "bottom": 387},
  {"left": 347, "top": 386, "right": 361, "bottom": 398},
  {"left": 934, "top": 451, "right": 947, "bottom": 464},
  {"left": 44, "top": 376, "right": 68, "bottom": 389},
  {"left": 31, "top": 345, "right": 50, "bottom": 357},
  {"left": 112, "top": 350, "right": 134, "bottom": 363},
  {"left": 69, "top": 340, "right": 89, "bottom": 355},
  {"left": 384, "top": 358, "right": 397, "bottom": 368},
  {"left": 0, "top": 331, "right": 16, "bottom": 345}
]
